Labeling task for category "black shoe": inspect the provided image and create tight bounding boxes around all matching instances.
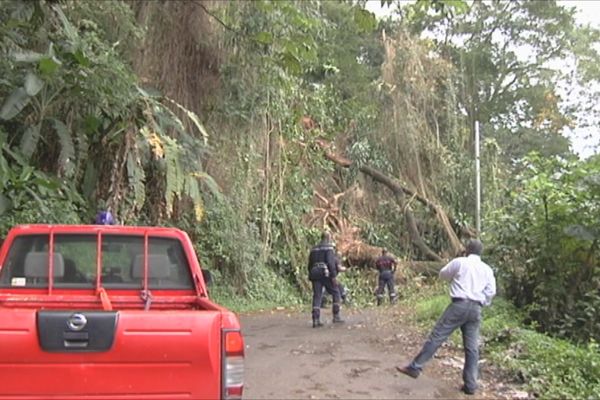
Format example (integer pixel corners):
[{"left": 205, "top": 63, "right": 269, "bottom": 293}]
[
  {"left": 460, "top": 385, "right": 475, "bottom": 395},
  {"left": 332, "top": 316, "right": 345, "bottom": 323},
  {"left": 312, "top": 320, "right": 323, "bottom": 328},
  {"left": 396, "top": 365, "right": 419, "bottom": 379}
]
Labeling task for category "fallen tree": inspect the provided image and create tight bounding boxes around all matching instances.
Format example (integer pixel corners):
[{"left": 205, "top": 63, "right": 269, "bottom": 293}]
[{"left": 315, "top": 139, "right": 471, "bottom": 262}]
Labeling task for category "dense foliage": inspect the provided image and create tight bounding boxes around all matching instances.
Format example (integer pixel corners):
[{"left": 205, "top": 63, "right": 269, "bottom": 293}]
[
  {"left": 487, "top": 154, "right": 600, "bottom": 342},
  {"left": 0, "top": 0, "right": 599, "bottom": 361},
  {"left": 0, "top": 1, "right": 212, "bottom": 236}
]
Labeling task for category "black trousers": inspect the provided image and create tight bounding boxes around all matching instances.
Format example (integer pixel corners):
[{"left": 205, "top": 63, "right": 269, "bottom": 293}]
[
  {"left": 312, "top": 278, "right": 341, "bottom": 320},
  {"left": 376, "top": 270, "right": 396, "bottom": 299}
]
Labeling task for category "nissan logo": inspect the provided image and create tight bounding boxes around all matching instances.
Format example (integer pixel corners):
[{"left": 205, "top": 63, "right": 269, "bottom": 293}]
[{"left": 67, "top": 313, "right": 87, "bottom": 331}]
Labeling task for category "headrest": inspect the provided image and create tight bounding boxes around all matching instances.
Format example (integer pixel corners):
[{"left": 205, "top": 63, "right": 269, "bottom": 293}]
[
  {"left": 24, "top": 252, "right": 65, "bottom": 278},
  {"left": 131, "top": 254, "right": 171, "bottom": 279}
]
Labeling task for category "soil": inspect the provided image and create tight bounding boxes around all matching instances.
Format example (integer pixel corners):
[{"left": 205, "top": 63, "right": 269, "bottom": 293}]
[{"left": 241, "top": 305, "right": 529, "bottom": 400}]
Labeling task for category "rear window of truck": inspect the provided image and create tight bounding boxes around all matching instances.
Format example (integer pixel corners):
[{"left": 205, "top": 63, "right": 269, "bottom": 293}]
[{"left": 0, "top": 234, "right": 194, "bottom": 290}]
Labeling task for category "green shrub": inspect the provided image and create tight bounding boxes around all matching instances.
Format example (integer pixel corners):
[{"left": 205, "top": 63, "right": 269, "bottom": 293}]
[
  {"left": 487, "top": 154, "right": 600, "bottom": 342},
  {"left": 496, "top": 331, "right": 600, "bottom": 399}
]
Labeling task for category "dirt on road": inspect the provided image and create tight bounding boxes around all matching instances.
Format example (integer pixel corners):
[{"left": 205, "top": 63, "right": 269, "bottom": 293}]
[{"left": 241, "top": 306, "right": 527, "bottom": 400}]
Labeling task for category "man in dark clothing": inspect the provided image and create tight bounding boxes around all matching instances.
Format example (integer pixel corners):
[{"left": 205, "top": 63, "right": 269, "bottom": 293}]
[
  {"left": 375, "top": 248, "right": 398, "bottom": 305},
  {"left": 320, "top": 252, "right": 349, "bottom": 308},
  {"left": 308, "top": 231, "right": 344, "bottom": 327}
]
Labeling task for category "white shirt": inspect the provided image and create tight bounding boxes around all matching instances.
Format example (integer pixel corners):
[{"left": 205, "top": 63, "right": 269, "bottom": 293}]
[{"left": 439, "top": 254, "right": 496, "bottom": 306}]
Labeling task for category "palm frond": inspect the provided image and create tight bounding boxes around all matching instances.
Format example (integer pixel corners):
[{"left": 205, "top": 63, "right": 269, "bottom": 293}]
[
  {"left": 20, "top": 123, "right": 41, "bottom": 160},
  {"left": 50, "top": 118, "right": 75, "bottom": 178},
  {"left": 185, "top": 175, "right": 204, "bottom": 222},
  {"left": 126, "top": 151, "right": 146, "bottom": 210},
  {"left": 164, "top": 97, "right": 209, "bottom": 143},
  {"left": 163, "top": 136, "right": 184, "bottom": 217}
]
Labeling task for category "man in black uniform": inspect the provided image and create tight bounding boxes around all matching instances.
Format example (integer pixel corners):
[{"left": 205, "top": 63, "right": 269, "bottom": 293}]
[
  {"left": 308, "top": 231, "right": 344, "bottom": 327},
  {"left": 320, "top": 251, "right": 349, "bottom": 308},
  {"left": 375, "top": 248, "right": 398, "bottom": 305}
]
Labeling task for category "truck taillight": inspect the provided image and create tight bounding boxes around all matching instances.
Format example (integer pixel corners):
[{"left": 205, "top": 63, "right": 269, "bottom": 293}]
[{"left": 223, "top": 330, "right": 244, "bottom": 400}]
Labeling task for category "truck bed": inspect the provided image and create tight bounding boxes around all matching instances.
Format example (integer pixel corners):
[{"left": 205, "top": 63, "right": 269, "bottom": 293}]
[{"left": 0, "top": 308, "right": 223, "bottom": 399}]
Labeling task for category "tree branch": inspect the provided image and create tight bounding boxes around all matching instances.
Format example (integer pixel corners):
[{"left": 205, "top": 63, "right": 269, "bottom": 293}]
[{"left": 193, "top": 1, "right": 238, "bottom": 33}]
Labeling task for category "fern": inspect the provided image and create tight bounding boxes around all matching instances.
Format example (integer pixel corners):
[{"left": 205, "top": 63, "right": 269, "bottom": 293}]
[{"left": 191, "top": 171, "right": 222, "bottom": 199}]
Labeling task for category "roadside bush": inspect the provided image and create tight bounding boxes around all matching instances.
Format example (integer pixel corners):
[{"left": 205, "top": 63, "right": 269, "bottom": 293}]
[
  {"left": 487, "top": 153, "right": 600, "bottom": 342},
  {"left": 492, "top": 330, "right": 600, "bottom": 399}
]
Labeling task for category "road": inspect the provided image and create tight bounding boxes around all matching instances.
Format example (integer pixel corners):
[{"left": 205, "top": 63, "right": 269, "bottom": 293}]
[{"left": 241, "top": 307, "right": 476, "bottom": 399}]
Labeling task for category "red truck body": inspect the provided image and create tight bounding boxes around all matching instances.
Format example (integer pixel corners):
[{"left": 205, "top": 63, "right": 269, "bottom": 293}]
[{"left": 0, "top": 224, "right": 244, "bottom": 399}]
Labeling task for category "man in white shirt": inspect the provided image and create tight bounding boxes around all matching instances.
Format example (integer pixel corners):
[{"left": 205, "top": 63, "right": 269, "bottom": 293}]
[{"left": 396, "top": 239, "right": 496, "bottom": 395}]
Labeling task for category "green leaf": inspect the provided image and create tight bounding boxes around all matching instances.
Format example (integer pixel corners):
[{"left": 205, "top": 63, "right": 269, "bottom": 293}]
[
  {"left": 24, "top": 72, "right": 44, "bottom": 96},
  {"left": 254, "top": 31, "right": 274, "bottom": 45},
  {"left": 0, "top": 87, "right": 31, "bottom": 120},
  {"left": 2, "top": 145, "right": 27, "bottom": 167},
  {"left": 354, "top": 8, "right": 377, "bottom": 32},
  {"left": 441, "top": 0, "right": 470, "bottom": 14},
  {"left": 84, "top": 114, "right": 101, "bottom": 134},
  {"left": 20, "top": 123, "right": 41, "bottom": 160},
  {"left": 32, "top": 174, "right": 60, "bottom": 190},
  {"left": 38, "top": 57, "right": 60, "bottom": 75},
  {"left": 71, "top": 49, "right": 90, "bottom": 67},
  {"left": 279, "top": 53, "right": 302, "bottom": 75}
]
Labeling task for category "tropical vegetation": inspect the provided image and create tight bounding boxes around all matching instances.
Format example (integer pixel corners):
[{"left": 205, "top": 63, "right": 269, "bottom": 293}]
[{"left": 1, "top": 0, "right": 599, "bottom": 397}]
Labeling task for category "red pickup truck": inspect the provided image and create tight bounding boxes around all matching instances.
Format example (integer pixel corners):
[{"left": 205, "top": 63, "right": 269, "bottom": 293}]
[{"left": 0, "top": 224, "right": 244, "bottom": 399}]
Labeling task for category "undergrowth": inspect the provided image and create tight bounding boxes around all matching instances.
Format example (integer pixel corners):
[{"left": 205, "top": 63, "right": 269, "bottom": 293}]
[
  {"left": 408, "top": 285, "right": 600, "bottom": 399},
  {"left": 209, "top": 267, "right": 304, "bottom": 313}
]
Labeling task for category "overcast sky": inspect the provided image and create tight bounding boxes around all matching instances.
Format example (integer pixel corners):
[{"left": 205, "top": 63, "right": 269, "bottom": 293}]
[{"left": 364, "top": 0, "right": 600, "bottom": 158}]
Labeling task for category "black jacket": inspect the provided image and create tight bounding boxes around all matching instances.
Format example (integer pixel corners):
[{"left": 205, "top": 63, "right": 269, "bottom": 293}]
[{"left": 307, "top": 240, "right": 337, "bottom": 279}]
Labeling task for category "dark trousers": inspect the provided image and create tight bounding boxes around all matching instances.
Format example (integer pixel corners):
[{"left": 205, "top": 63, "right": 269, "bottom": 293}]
[
  {"left": 312, "top": 278, "right": 341, "bottom": 321},
  {"left": 409, "top": 300, "right": 482, "bottom": 392},
  {"left": 376, "top": 270, "right": 397, "bottom": 302}
]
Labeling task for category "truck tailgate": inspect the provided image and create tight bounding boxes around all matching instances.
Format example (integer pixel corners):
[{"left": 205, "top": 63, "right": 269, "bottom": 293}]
[{"left": 0, "top": 308, "right": 223, "bottom": 399}]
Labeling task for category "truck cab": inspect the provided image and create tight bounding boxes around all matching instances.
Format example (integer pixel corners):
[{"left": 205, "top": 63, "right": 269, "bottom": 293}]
[{"left": 0, "top": 224, "right": 244, "bottom": 399}]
